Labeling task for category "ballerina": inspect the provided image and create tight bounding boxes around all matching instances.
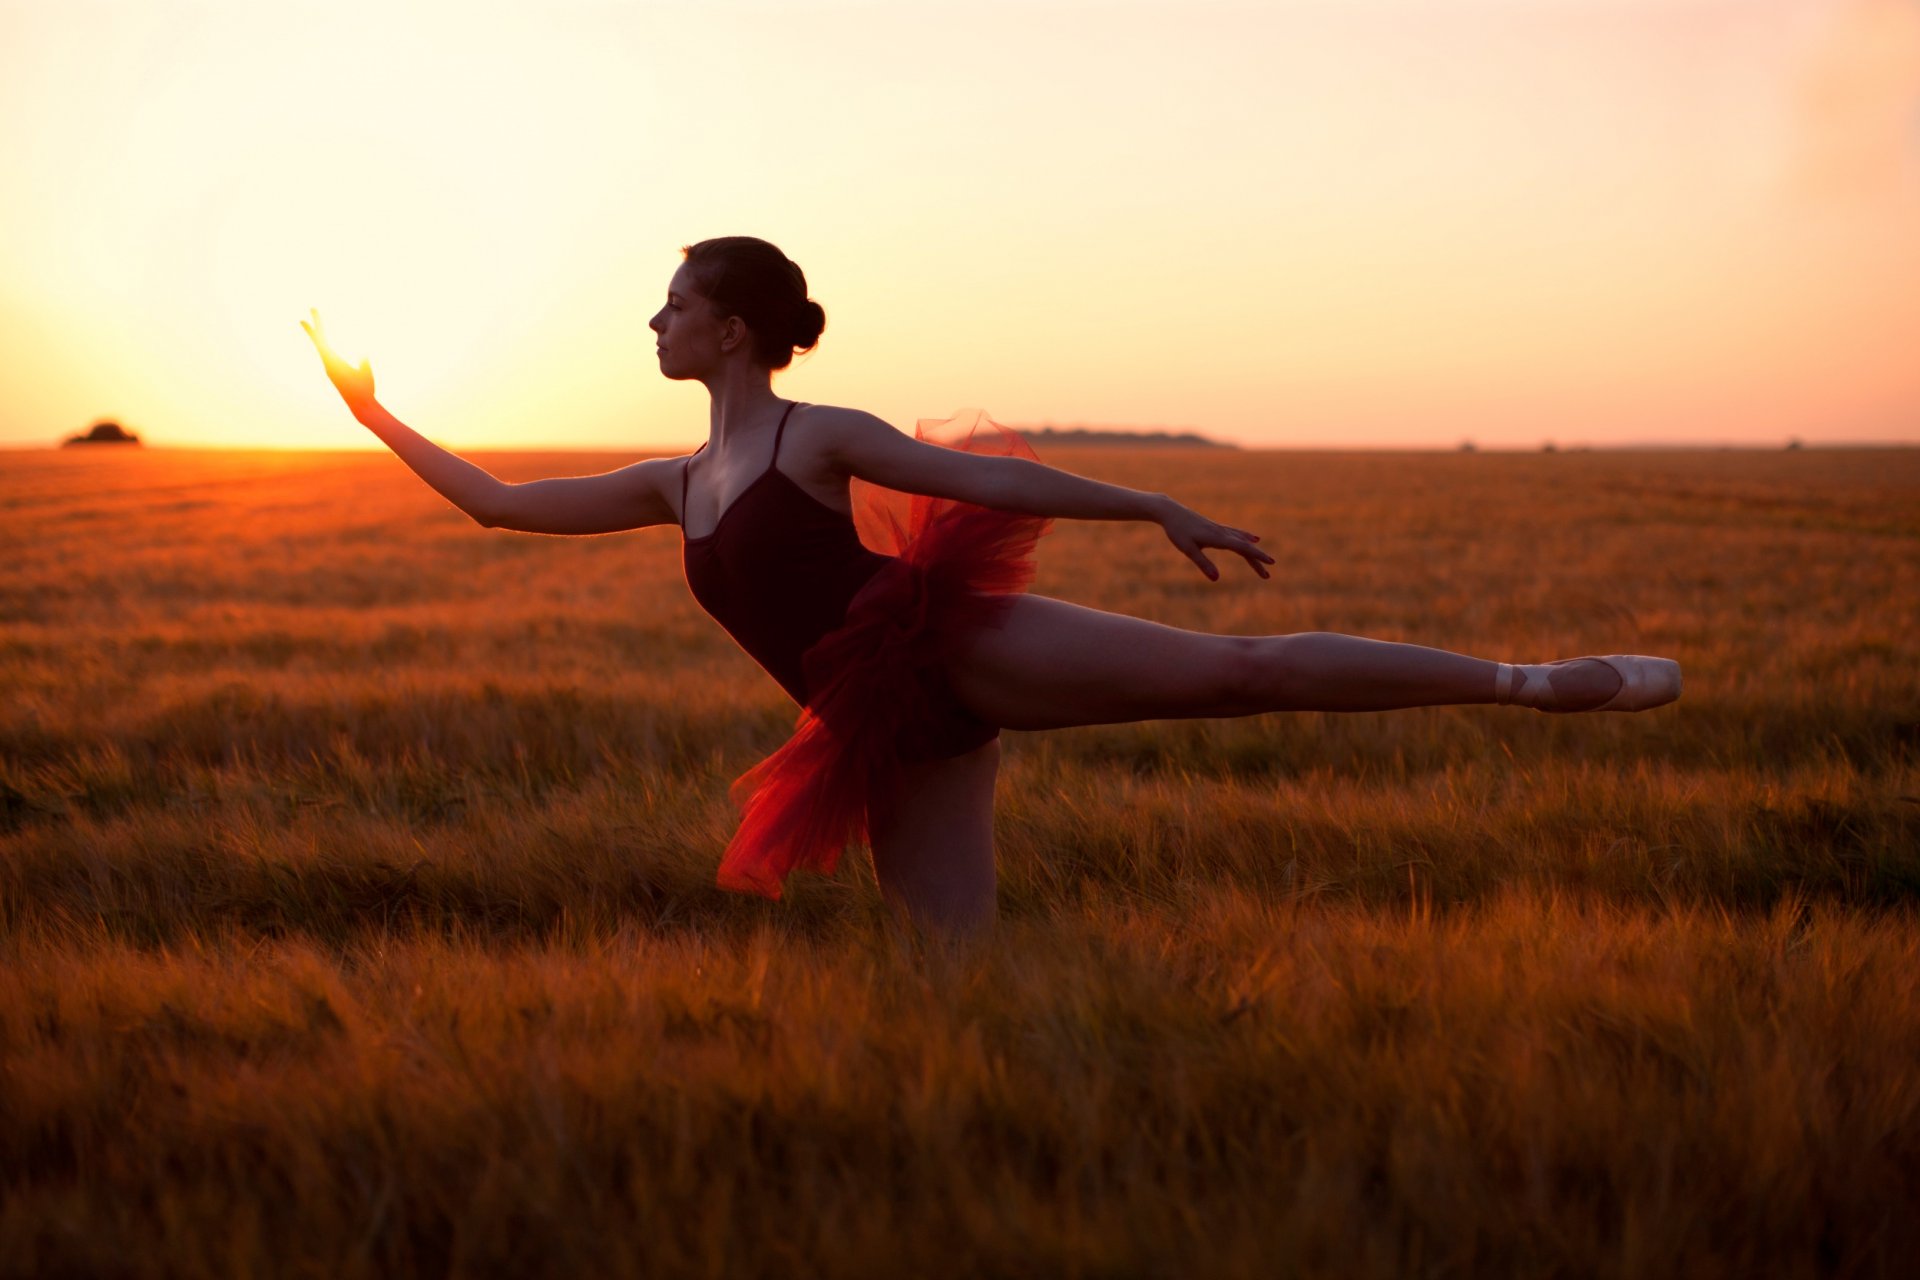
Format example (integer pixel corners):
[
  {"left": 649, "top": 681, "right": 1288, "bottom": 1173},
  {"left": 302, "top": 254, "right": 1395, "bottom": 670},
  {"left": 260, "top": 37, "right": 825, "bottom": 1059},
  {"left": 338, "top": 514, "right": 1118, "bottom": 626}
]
[{"left": 303, "top": 235, "right": 1680, "bottom": 934}]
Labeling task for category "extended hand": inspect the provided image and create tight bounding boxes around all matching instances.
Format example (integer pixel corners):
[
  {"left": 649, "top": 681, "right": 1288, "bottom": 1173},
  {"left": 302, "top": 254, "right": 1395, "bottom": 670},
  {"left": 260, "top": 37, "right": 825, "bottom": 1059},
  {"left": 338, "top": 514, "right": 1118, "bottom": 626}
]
[
  {"left": 1159, "top": 499, "right": 1273, "bottom": 581},
  {"left": 300, "top": 308, "right": 378, "bottom": 420}
]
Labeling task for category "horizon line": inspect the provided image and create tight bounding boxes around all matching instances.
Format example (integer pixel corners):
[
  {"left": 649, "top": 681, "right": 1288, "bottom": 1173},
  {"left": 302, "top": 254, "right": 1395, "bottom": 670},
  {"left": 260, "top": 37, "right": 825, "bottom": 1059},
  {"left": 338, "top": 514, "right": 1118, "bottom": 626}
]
[{"left": 9, "top": 438, "right": 1917, "bottom": 454}]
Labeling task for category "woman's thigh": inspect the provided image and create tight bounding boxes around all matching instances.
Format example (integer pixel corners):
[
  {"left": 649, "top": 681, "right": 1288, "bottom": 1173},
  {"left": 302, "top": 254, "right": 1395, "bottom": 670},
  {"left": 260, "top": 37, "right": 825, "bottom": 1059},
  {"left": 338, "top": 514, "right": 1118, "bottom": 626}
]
[
  {"left": 867, "top": 737, "right": 1000, "bottom": 934},
  {"left": 944, "top": 594, "right": 1262, "bottom": 731}
]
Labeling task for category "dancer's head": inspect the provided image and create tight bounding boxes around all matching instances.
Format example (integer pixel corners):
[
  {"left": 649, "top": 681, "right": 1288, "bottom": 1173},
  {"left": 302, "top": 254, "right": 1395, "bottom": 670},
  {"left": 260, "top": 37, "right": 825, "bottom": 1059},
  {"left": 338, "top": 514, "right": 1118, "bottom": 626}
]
[{"left": 650, "top": 237, "right": 825, "bottom": 379}]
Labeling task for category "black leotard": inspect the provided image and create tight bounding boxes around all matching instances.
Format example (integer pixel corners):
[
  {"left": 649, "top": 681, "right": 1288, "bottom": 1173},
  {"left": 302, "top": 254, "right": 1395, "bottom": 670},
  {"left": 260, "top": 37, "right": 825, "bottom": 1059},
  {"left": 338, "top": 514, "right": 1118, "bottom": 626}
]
[{"left": 678, "top": 401, "right": 897, "bottom": 707}]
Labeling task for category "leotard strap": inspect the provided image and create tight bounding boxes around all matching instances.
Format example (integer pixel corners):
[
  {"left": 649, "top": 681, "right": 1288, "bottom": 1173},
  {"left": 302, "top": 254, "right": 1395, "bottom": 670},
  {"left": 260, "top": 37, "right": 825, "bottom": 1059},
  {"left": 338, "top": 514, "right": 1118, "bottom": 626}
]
[
  {"left": 679, "top": 443, "right": 705, "bottom": 525},
  {"left": 677, "top": 401, "right": 797, "bottom": 529},
  {"left": 770, "top": 400, "right": 796, "bottom": 467}
]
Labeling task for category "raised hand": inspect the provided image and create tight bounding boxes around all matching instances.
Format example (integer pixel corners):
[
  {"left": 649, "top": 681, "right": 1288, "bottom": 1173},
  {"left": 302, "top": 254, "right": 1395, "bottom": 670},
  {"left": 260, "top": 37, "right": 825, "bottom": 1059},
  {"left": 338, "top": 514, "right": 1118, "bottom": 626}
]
[
  {"left": 300, "top": 308, "right": 378, "bottom": 421},
  {"left": 1158, "top": 499, "right": 1273, "bottom": 581}
]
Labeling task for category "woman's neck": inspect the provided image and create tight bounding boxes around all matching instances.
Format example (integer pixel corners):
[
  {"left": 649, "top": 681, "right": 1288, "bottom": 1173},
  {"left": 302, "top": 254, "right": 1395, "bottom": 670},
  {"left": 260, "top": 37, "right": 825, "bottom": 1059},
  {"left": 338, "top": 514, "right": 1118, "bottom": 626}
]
[{"left": 702, "top": 368, "right": 784, "bottom": 445}]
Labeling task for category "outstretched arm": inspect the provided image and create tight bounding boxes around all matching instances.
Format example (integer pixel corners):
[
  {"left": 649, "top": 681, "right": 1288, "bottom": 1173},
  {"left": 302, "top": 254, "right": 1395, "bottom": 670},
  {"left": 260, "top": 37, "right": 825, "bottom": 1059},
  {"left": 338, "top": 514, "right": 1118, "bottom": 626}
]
[
  {"left": 820, "top": 406, "right": 1273, "bottom": 581},
  {"left": 301, "top": 310, "right": 675, "bottom": 534}
]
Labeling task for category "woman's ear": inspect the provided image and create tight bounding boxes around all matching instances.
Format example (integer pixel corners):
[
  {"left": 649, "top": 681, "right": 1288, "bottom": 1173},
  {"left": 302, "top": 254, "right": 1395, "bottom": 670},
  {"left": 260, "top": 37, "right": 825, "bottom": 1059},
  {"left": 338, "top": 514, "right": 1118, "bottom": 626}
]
[{"left": 720, "top": 315, "right": 749, "bottom": 355}]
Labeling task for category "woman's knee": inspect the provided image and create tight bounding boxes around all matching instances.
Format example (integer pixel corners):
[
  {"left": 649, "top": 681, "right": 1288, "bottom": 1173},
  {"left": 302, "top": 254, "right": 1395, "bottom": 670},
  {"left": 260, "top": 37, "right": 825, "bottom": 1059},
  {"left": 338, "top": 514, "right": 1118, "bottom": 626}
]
[
  {"left": 1211, "top": 634, "right": 1275, "bottom": 711},
  {"left": 1212, "top": 632, "right": 1348, "bottom": 712}
]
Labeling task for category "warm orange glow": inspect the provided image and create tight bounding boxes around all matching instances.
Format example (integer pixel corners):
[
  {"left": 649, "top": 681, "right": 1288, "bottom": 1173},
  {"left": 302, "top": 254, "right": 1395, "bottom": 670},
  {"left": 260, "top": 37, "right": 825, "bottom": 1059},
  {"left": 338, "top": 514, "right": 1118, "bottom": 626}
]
[{"left": 0, "top": 0, "right": 1914, "bottom": 451}]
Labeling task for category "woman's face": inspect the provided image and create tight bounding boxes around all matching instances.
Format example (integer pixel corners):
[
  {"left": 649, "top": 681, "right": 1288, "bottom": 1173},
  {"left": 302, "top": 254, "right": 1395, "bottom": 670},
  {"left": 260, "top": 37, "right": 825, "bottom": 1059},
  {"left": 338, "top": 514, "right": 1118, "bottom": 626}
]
[{"left": 648, "top": 264, "right": 738, "bottom": 380}]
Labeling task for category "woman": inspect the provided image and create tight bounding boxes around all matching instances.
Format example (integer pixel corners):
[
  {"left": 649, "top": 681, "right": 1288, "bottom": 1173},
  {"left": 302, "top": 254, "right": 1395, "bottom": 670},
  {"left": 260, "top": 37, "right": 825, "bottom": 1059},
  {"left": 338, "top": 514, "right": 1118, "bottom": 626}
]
[{"left": 302, "top": 236, "right": 1680, "bottom": 933}]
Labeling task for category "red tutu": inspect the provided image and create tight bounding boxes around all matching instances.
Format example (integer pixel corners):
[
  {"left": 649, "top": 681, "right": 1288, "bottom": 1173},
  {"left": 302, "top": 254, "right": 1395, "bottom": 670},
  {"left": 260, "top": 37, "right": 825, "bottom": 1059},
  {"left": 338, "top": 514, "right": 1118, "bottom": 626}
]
[{"left": 715, "top": 411, "right": 1054, "bottom": 898}]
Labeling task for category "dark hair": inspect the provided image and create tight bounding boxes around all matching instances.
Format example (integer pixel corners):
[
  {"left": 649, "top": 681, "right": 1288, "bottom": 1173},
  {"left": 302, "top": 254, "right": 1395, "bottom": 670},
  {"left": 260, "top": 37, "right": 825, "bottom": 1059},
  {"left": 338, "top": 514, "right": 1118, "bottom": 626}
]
[{"left": 679, "top": 237, "right": 826, "bottom": 370}]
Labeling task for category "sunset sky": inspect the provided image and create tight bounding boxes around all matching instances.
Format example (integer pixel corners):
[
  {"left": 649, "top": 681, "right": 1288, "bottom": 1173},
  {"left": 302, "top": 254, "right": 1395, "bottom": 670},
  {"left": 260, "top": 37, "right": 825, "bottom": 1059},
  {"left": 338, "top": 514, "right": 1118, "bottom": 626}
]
[{"left": 1, "top": 0, "right": 1915, "bottom": 451}]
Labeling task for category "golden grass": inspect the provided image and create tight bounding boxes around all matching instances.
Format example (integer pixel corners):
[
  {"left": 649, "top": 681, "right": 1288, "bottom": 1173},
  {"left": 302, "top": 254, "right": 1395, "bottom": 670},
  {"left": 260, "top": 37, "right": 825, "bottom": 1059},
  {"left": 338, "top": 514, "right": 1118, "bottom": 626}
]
[{"left": 2, "top": 444, "right": 1917, "bottom": 1276}]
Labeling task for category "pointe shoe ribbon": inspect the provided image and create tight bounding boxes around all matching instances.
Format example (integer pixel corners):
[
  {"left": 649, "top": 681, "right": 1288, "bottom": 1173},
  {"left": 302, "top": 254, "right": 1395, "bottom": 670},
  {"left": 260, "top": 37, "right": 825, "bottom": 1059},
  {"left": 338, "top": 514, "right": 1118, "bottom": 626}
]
[{"left": 1497, "top": 655, "right": 1681, "bottom": 712}]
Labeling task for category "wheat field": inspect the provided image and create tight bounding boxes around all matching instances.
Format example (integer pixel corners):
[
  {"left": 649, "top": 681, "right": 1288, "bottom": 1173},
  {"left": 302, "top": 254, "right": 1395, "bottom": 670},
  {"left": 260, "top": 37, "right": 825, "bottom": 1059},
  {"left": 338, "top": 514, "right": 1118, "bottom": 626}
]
[{"left": 2, "top": 443, "right": 1917, "bottom": 1277}]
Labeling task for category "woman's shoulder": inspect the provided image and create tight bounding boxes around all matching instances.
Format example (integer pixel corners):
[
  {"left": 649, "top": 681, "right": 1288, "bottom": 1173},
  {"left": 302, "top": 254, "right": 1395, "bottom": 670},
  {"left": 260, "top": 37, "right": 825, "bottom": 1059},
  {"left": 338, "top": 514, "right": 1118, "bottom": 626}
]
[
  {"left": 792, "top": 402, "right": 901, "bottom": 456},
  {"left": 794, "top": 401, "right": 887, "bottom": 432},
  {"left": 785, "top": 402, "right": 903, "bottom": 481}
]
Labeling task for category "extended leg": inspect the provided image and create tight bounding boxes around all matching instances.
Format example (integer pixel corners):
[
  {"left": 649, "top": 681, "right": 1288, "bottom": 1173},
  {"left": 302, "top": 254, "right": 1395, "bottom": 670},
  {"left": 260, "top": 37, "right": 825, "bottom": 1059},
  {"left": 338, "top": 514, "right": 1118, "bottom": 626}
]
[{"left": 944, "top": 595, "right": 1622, "bottom": 731}]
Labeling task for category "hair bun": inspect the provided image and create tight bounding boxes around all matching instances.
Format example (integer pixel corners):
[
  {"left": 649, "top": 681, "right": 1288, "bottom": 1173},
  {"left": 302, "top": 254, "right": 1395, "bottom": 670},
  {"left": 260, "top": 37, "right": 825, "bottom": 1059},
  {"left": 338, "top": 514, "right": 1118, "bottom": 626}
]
[{"left": 791, "top": 299, "right": 826, "bottom": 353}]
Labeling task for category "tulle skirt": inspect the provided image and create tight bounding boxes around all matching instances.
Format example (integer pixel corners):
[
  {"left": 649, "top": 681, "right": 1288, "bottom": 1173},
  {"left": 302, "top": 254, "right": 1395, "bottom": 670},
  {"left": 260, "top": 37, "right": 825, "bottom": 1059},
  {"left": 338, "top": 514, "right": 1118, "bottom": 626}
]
[{"left": 715, "top": 411, "right": 1054, "bottom": 898}]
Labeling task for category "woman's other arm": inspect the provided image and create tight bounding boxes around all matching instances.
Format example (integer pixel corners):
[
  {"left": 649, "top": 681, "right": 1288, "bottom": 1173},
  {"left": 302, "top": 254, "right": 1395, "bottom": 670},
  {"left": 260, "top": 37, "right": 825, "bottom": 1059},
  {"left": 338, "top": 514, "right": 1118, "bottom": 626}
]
[
  {"left": 819, "top": 406, "right": 1159, "bottom": 520},
  {"left": 819, "top": 406, "right": 1273, "bottom": 580},
  {"left": 303, "top": 310, "right": 676, "bottom": 534}
]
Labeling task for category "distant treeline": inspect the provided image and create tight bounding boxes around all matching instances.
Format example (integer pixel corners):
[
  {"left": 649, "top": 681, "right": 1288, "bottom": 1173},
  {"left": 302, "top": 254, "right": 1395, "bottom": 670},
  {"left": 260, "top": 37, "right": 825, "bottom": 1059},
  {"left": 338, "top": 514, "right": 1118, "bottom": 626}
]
[
  {"left": 62, "top": 419, "right": 141, "bottom": 448},
  {"left": 1018, "top": 427, "right": 1234, "bottom": 448}
]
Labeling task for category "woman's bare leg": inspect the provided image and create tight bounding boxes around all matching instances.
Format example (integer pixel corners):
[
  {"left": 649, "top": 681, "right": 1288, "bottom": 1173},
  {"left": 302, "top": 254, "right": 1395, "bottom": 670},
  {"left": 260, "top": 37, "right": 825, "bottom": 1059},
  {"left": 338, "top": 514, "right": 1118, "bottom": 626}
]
[
  {"left": 866, "top": 737, "right": 1001, "bottom": 936},
  {"left": 869, "top": 598, "right": 1624, "bottom": 931},
  {"left": 945, "top": 595, "right": 1621, "bottom": 731}
]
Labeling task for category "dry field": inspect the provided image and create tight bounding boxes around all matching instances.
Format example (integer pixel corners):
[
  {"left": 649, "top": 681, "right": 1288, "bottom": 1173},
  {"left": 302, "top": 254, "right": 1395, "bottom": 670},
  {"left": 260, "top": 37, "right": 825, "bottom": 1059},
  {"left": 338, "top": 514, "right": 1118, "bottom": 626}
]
[{"left": 2, "top": 442, "right": 1917, "bottom": 1277}]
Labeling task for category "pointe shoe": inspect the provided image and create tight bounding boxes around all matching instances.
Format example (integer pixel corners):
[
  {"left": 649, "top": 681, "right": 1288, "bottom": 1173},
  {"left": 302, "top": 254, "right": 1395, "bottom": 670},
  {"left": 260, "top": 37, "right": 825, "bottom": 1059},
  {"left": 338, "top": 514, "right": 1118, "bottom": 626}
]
[{"left": 1495, "top": 655, "right": 1682, "bottom": 713}]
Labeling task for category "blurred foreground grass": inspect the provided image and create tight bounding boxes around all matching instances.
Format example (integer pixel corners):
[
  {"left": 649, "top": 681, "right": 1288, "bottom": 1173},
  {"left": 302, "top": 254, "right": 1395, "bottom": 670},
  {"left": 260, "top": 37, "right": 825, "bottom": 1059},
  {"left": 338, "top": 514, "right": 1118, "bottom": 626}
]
[{"left": 2, "top": 444, "right": 1917, "bottom": 1276}]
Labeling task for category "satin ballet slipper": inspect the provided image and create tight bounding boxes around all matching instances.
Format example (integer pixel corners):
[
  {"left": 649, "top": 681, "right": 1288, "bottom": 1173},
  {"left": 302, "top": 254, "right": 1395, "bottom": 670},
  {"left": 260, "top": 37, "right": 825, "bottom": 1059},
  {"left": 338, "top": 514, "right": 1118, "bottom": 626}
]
[{"left": 1495, "top": 655, "right": 1682, "bottom": 713}]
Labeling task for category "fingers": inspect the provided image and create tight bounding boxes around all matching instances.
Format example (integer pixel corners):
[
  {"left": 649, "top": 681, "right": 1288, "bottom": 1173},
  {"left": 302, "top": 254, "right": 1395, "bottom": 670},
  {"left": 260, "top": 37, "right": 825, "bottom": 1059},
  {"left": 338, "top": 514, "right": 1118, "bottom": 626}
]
[
  {"left": 1205, "top": 532, "right": 1272, "bottom": 581},
  {"left": 1169, "top": 533, "right": 1218, "bottom": 580},
  {"left": 1168, "top": 511, "right": 1272, "bottom": 583},
  {"left": 303, "top": 309, "right": 333, "bottom": 351},
  {"left": 1190, "top": 548, "right": 1272, "bottom": 583},
  {"left": 1206, "top": 525, "right": 1273, "bottom": 577},
  {"left": 1236, "top": 535, "right": 1274, "bottom": 565},
  {"left": 1208, "top": 543, "right": 1269, "bottom": 580}
]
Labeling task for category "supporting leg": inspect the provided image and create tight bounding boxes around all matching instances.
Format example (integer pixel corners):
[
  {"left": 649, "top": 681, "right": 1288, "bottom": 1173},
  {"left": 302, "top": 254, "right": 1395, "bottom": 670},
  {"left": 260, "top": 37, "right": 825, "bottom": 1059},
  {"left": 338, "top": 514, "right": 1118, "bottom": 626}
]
[{"left": 866, "top": 737, "right": 1001, "bottom": 937}]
